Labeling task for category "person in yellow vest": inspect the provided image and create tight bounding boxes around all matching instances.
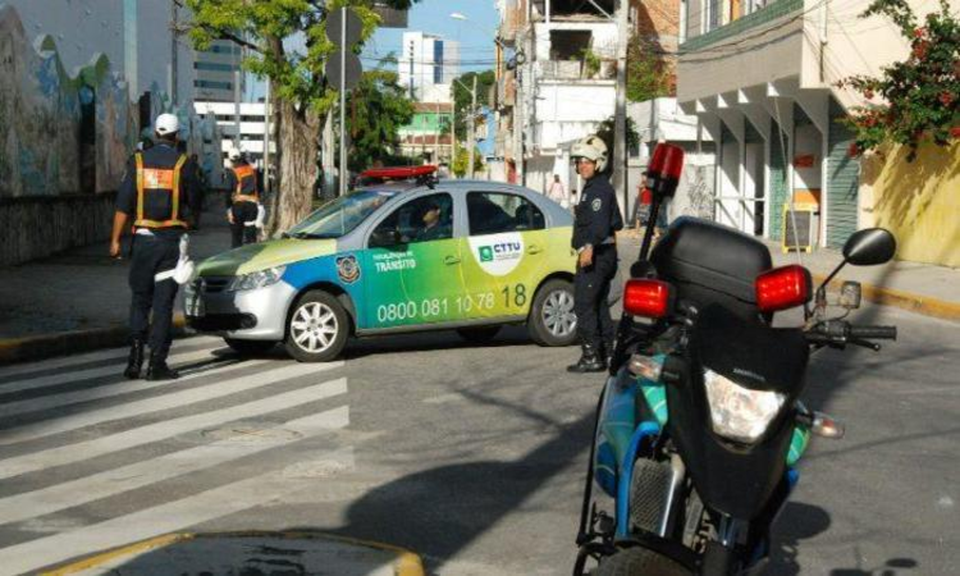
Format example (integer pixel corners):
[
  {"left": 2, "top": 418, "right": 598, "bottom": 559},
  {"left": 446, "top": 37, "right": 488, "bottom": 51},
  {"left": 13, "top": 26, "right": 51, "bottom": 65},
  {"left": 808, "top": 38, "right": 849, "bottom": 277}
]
[
  {"left": 225, "top": 148, "right": 261, "bottom": 247},
  {"left": 110, "top": 113, "right": 201, "bottom": 381}
]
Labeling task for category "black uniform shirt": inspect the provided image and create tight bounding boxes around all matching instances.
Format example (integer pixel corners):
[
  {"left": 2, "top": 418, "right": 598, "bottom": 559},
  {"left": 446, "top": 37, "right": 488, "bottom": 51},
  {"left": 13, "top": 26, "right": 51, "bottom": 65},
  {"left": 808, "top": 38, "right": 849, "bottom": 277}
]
[
  {"left": 116, "top": 143, "right": 201, "bottom": 240},
  {"left": 572, "top": 176, "right": 623, "bottom": 250},
  {"left": 224, "top": 162, "right": 261, "bottom": 208}
]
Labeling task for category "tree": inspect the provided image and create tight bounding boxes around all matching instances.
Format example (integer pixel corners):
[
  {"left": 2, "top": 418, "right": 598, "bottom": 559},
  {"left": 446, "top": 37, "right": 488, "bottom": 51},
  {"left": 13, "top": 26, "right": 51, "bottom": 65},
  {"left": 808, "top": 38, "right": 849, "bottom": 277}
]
[
  {"left": 626, "top": 31, "right": 673, "bottom": 103},
  {"left": 838, "top": 0, "right": 959, "bottom": 159},
  {"left": 186, "top": 0, "right": 416, "bottom": 234},
  {"left": 452, "top": 146, "right": 483, "bottom": 178},
  {"left": 451, "top": 70, "right": 495, "bottom": 140},
  {"left": 344, "top": 62, "right": 415, "bottom": 173},
  {"left": 595, "top": 115, "right": 640, "bottom": 173}
]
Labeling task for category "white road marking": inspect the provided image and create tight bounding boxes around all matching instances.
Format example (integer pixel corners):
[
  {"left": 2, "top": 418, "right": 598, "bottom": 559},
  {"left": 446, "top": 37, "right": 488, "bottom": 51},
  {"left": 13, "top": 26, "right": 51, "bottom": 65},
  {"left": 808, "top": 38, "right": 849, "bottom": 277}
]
[
  {"left": 0, "top": 406, "right": 349, "bottom": 526},
  {"left": 0, "top": 378, "right": 348, "bottom": 480},
  {"left": 0, "top": 346, "right": 223, "bottom": 395},
  {"left": 0, "top": 336, "right": 223, "bottom": 380},
  {"left": 0, "top": 361, "right": 342, "bottom": 446},
  {"left": 0, "top": 447, "right": 355, "bottom": 575},
  {"left": 0, "top": 359, "right": 270, "bottom": 419}
]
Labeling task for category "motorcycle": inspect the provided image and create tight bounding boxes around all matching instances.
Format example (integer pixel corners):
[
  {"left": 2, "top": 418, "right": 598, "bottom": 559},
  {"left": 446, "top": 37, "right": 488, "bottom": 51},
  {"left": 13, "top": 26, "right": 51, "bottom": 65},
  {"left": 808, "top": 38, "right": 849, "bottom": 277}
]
[{"left": 573, "top": 144, "right": 898, "bottom": 575}]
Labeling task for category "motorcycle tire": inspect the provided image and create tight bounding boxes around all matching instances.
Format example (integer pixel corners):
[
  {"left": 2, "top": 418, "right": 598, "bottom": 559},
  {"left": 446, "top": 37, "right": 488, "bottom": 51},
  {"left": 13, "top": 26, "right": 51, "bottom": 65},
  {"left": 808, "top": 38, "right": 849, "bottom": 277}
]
[{"left": 596, "top": 547, "right": 691, "bottom": 576}]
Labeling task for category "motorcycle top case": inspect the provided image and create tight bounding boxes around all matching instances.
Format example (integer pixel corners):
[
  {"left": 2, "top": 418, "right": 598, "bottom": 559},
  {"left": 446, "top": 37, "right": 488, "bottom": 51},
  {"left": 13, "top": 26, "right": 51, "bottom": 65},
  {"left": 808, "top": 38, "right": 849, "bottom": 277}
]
[{"left": 651, "top": 218, "right": 772, "bottom": 320}]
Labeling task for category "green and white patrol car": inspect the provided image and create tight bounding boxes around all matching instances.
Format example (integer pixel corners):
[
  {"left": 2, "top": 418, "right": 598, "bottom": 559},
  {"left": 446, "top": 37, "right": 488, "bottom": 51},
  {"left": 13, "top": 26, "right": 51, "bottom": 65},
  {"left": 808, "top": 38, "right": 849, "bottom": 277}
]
[{"left": 185, "top": 177, "right": 578, "bottom": 361}]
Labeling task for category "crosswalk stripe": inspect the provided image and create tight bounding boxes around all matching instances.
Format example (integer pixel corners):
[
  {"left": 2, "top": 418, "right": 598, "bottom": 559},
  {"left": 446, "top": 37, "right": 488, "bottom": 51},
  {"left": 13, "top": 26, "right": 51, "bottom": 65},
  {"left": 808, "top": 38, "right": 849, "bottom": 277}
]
[
  {"left": 0, "top": 361, "right": 341, "bottom": 446},
  {"left": 0, "top": 336, "right": 223, "bottom": 380},
  {"left": 0, "top": 358, "right": 269, "bottom": 420},
  {"left": 0, "top": 377, "right": 348, "bottom": 480},
  {"left": 0, "top": 406, "right": 349, "bottom": 526},
  {"left": 0, "top": 346, "right": 224, "bottom": 396},
  {"left": 0, "top": 447, "right": 355, "bottom": 575}
]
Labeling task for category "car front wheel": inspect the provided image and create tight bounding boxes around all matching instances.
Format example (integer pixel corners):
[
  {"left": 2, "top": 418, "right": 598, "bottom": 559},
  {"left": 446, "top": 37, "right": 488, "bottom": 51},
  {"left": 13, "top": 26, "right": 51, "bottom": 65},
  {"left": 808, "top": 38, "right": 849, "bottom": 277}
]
[
  {"left": 527, "top": 279, "right": 577, "bottom": 347},
  {"left": 284, "top": 290, "right": 349, "bottom": 362}
]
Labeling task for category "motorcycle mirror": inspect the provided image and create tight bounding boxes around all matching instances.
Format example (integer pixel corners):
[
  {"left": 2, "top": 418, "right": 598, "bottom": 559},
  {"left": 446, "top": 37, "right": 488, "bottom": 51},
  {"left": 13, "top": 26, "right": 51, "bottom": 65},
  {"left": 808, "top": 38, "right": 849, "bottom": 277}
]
[{"left": 842, "top": 228, "right": 897, "bottom": 266}]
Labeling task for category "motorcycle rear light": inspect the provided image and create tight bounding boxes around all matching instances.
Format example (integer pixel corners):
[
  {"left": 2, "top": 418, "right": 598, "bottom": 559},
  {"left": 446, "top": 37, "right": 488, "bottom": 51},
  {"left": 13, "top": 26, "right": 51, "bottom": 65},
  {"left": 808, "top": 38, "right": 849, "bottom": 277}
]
[
  {"left": 755, "top": 265, "right": 812, "bottom": 312},
  {"left": 624, "top": 279, "right": 673, "bottom": 318}
]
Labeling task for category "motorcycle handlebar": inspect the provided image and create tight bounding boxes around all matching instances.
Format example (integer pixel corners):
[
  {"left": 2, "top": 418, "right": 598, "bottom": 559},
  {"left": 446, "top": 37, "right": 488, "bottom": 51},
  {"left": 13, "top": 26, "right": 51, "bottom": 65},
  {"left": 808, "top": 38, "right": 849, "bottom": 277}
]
[{"left": 849, "top": 325, "right": 897, "bottom": 340}]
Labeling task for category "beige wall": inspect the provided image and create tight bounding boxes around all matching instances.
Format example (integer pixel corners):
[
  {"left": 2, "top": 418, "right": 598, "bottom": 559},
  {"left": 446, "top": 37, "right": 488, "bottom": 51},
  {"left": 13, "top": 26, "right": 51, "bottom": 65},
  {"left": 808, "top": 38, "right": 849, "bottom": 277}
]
[{"left": 861, "top": 143, "right": 960, "bottom": 267}]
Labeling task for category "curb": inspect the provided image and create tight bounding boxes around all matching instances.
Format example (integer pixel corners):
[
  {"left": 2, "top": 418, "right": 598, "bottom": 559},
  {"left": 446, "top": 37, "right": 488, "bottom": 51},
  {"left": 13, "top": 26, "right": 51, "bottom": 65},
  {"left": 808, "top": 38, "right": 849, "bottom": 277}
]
[
  {"left": 0, "top": 315, "right": 187, "bottom": 367},
  {"left": 813, "top": 274, "right": 960, "bottom": 322},
  {"left": 41, "top": 530, "right": 426, "bottom": 576}
]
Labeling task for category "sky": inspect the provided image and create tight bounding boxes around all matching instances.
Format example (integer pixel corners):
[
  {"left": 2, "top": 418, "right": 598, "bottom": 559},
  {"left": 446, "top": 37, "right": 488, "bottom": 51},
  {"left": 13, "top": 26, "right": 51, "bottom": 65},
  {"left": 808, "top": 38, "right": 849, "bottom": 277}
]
[{"left": 362, "top": 0, "right": 500, "bottom": 73}]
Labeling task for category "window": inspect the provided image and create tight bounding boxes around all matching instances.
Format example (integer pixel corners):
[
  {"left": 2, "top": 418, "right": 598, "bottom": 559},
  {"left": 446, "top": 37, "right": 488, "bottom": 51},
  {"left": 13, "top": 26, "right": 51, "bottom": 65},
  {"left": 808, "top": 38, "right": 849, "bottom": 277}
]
[
  {"left": 467, "top": 192, "right": 545, "bottom": 236},
  {"left": 370, "top": 193, "right": 454, "bottom": 247},
  {"left": 549, "top": 30, "right": 592, "bottom": 61},
  {"left": 195, "top": 80, "right": 233, "bottom": 91},
  {"left": 194, "top": 62, "right": 236, "bottom": 72}
]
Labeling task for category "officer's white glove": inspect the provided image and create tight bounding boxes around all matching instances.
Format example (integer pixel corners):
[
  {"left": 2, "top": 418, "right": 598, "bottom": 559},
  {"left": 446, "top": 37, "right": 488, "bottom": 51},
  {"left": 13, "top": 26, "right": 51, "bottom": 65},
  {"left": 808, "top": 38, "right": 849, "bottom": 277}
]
[{"left": 255, "top": 204, "right": 266, "bottom": 229}]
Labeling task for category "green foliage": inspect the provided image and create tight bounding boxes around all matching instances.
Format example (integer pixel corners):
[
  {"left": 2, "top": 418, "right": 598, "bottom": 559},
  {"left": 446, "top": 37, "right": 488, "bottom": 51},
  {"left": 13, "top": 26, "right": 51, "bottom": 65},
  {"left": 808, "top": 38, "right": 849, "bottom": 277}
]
[
  {"left": 595, "top": 115, "right": 641, "bottom": 166},
  {"left": 839, "top": 0, "right": 959, "bottom": 159},
  {"left": 186, "top": 0, "right": 414, "bottom": 114},
  {"left": 343, "top": 64, "right": 415, "bottom": 172},
  {"left": 452, "top": 145, "right": 484, "bottom": 178},
  {"left": 626, "top": 32, "right": 673, "bottom": 103},
  {"left": 580, "top": 48, "right": 602, "bottom": 78},
  {"left": 451, "top": 70, "right": 495, "bottom": 141}
]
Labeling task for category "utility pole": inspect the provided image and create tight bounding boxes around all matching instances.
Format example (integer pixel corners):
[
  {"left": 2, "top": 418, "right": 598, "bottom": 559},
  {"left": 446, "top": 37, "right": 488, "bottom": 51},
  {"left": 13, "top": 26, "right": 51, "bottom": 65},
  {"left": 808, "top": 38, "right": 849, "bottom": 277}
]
[
  {"left": 450, "top": 98, "right": 456, "bottom": 174},
  {"left": 613, "top": 0, "right": 629, "bottom": 218},
  {"left": 468, "top": 74, "right": 477, "bottom": 179},
  {"left": 234, "top": 36, "right": 243, "bottom": 150},
  {"left": 263, "top": 78, "right": 271, "bottom": 194},
  {"left": 170, "top": 1, "right": 178, "bottom": 106}
]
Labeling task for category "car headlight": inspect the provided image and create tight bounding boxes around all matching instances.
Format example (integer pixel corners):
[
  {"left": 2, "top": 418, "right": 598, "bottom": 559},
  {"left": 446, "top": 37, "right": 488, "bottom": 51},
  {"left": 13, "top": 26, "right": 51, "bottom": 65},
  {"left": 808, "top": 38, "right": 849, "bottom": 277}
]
[
  {"left": 703, "top": 369, "right": 786, "bottom": 444},
  {"left": 226, "top": 266, "right": 286, "bottom": 292}
]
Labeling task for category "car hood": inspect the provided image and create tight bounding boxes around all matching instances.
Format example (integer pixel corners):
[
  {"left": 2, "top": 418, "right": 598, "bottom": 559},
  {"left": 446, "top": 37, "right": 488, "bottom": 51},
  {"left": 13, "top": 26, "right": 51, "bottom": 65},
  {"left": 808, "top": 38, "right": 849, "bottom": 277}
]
[{"left": 197, "top": 238, "right": 338, "bottom": 277}]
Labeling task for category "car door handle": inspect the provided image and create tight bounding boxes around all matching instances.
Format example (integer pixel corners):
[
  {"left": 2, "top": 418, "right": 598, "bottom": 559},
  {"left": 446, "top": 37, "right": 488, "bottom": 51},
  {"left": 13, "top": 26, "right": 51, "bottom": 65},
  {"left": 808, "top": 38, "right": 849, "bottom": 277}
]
[
  {"left": 527, "top": 245, "right": 544, "bottom": 255},
  {"left": 444, "top": 255, "right": 461, "bottom": 265}
]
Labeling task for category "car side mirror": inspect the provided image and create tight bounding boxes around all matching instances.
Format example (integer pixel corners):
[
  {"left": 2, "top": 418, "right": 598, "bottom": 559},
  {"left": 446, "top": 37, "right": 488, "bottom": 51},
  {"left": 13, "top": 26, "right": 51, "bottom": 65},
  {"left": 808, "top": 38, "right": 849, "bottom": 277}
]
[{"left": 843, "top": 228, "right": 897, "bottom": 266}]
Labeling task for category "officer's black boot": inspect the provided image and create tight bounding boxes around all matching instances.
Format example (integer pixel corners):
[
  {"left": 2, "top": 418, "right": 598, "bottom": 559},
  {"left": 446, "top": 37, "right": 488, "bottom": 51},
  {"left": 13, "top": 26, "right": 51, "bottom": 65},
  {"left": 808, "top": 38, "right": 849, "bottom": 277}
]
[
  {"left": 123, "top": 338, "right": 145, "bottom": 380},
  {"left": 145, "top": 352, "right": 179, "bottom": 381},
  {"left": 566, "top": 344, "right": 606, "bottom": 373}
]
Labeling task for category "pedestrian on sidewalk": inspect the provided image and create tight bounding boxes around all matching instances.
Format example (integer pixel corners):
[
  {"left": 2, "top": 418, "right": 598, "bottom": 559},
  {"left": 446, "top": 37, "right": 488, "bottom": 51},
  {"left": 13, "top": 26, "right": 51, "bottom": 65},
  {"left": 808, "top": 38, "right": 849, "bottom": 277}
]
[
  {"left": 110, "top": 113, "right": 201, "bottom": 381},
  {"left": 546, "top": 174, "right": 569, "bottom": 208},
  {"left": 225, "top": 148, "right": 261, "bottom": 248},
  {"left": 567, "top": 135, "right": 623, "bottom": 374}
]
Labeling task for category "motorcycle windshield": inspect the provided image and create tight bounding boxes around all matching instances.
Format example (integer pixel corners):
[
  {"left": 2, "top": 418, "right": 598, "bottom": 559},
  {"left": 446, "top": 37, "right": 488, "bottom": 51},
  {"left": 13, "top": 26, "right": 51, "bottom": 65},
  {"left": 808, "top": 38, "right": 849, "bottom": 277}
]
[{"left": 665, "top": 304, "right": 809, "bottom": 520}]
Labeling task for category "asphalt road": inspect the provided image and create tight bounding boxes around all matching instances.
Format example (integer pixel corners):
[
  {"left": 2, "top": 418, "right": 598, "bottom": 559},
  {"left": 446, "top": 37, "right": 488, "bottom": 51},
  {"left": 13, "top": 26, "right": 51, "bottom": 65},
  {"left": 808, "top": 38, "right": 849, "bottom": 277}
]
[{"left": 0, "top": 304, "right": 957, "bottom": 575}]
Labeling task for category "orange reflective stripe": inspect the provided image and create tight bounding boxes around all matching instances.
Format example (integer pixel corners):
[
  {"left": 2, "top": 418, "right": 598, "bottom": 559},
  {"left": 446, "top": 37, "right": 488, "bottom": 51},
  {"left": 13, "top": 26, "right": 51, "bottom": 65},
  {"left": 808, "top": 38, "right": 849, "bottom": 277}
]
[
  {"left": 133, "top": 153, "right": 188, "bottom": 229},
  {"left": 232, "top": 165, "right": 259, "bottom": 202}
]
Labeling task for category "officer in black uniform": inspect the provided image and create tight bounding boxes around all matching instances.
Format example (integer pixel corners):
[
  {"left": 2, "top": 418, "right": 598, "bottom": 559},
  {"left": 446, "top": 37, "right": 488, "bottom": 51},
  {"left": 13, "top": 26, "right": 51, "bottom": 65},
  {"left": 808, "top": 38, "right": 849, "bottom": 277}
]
[
  {"left": 110, "top": 113, "right": 201, "bottom": 381},
  {"left": 568, "top": 135, "right": 623, "bottom": 373},
  {"left": 225, "top": 148, "right": 260, "bottom": 248}
]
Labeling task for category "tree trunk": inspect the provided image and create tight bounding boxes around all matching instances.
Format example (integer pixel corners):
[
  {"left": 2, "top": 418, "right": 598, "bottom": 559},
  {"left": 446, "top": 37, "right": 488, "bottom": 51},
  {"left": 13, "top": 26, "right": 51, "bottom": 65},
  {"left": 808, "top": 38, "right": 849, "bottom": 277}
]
[{"left": 269, "top": 99, "right": 320, "bottom": 235}]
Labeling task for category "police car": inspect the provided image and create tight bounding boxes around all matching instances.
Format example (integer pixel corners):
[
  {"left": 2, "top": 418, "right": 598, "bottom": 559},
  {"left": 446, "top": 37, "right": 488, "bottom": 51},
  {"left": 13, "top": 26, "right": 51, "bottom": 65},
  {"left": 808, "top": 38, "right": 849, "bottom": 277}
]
[{"left": 185, "top": 168, "right": 578, "bottom": 362}]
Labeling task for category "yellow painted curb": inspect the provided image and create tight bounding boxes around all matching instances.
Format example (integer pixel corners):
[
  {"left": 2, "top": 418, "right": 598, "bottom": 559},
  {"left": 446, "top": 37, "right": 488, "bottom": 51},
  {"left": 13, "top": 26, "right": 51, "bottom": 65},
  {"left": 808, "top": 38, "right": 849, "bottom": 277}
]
[
  {"left": 813, "top": 274, "right": 960, "bottom": 322},
  {"left": 41, "top": 530, "right": 426, "bottom": 576}
]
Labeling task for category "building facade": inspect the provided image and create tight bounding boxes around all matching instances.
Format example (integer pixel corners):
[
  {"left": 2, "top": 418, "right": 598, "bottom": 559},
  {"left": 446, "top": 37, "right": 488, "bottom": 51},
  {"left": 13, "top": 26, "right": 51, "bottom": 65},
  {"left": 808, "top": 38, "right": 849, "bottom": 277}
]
[
  {"left": 398, "top": 102, "right": 454, "bottom": 163},
  {"left": 676, "top": 0, "right": 949, "bottom": 248},
  {"left": 193, "top": 39, "right": 246, "bottom": 102},
  {"left": 398, "top": 32, "right": 460, "bottom": 103}
]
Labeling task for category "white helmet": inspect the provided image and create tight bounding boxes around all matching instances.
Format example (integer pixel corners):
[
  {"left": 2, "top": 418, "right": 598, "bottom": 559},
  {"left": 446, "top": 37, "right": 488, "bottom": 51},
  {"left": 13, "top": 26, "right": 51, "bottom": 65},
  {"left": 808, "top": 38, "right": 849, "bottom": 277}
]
[
  {"left": 155, "top": 113, "right": 180, "bottom": 137},
  {"left": 571, "top": 135, "right": 608, "bottom": 173},
  {"left": 228, "top": 147, "right": 242, "bottom": 162}
]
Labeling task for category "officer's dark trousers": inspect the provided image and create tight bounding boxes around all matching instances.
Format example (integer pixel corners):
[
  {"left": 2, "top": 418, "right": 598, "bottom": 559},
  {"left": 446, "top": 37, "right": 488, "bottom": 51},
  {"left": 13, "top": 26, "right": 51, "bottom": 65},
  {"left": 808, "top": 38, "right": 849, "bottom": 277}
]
[
  {"left": 574, "top": 244, "right": 618, "bottom": 351},
  {"left": 230, "top": 201, "right": 259, "bottom": 248},
  {"left": 129, "top": 235, "right": 180, "bottom": 361}
]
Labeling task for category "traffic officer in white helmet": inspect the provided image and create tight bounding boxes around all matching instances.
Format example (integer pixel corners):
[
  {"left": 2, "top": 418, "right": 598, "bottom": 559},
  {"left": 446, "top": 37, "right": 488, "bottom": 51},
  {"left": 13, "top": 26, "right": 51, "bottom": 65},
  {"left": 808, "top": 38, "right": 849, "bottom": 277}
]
[
  {"left": 567, "top": 135, "right": 623, "bottom": 373},
  {"left": 225, "top": 147, "right": 261, "bottom": 247},
  {"left": 110, "top": 113, "right": 201, "bottom": 381}
]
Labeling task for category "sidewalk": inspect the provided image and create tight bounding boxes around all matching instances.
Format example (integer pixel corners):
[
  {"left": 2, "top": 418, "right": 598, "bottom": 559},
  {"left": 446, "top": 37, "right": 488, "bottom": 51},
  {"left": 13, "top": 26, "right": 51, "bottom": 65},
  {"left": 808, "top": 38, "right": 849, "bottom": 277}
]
[
  {"left": 0, "top": 208, "right": 233, "bottom": 365},
  {"left": 617, "top": 229, "right": 960, "bottom": 322}
]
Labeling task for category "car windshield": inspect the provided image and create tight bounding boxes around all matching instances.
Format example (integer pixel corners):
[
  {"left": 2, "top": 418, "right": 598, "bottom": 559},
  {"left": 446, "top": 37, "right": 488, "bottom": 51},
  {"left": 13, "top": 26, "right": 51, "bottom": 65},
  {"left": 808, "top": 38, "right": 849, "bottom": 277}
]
[{"left": 285, "top": 190, "right": 395, "bottom": 239}]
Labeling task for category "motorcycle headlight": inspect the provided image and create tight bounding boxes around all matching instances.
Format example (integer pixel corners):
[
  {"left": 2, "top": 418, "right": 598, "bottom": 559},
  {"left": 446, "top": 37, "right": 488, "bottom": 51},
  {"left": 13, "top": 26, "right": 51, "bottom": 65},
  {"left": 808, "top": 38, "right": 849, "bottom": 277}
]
[
  {"left": 226, "top": 266, "right": 286, "bottom": 292},
  {"left": 703, "top": 369, "right": 786, "bottom": 443}
]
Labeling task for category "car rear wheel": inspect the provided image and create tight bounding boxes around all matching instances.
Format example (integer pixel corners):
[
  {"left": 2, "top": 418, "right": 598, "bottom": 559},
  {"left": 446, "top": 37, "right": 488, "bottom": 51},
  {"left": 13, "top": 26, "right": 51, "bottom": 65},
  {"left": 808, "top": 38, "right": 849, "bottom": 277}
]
[
  {"left": 284, "top": 290, "right": 349, "bottom": 362},
  {"left": 223, "top": 338, "right": 276, "bottom": 356},
  {"left": 456, "top": 326, "right": 501, "bottom": 343},
  {"left": 528, "top": 279, "right": 577, "bottom": 346}
]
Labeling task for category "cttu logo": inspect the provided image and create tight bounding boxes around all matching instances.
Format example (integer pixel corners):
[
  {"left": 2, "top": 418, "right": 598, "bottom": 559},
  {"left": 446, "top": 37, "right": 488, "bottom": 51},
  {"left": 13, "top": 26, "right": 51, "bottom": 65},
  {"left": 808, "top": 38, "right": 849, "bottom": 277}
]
[{"left": 469, "top": 233, "right": 525, "bottom": 276}]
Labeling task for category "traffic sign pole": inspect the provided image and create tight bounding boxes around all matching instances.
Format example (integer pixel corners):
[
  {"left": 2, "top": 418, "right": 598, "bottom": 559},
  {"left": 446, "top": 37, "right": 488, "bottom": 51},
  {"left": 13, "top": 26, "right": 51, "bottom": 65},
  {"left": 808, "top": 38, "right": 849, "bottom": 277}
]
[{"left": 339, "top": 7, "right": 347, "bottom": 197}]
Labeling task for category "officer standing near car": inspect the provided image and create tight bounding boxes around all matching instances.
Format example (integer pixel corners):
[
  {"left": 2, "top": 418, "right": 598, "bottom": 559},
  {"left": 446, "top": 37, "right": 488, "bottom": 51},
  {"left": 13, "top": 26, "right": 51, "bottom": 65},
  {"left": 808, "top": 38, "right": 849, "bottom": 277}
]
[
  {"left": 225, "top": 148, "right": 261, "bottom": 248},
  {"left": 567, "top": 135, "right": 623, "bottom": 373},
  {"left": 110, "top": 113, "right": 201, "bottom": 381}
]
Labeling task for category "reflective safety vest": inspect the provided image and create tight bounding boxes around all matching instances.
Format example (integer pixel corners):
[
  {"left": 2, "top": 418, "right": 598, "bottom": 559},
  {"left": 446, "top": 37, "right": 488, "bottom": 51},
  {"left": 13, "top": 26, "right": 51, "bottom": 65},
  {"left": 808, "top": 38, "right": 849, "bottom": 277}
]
[
  {"left": 232, "top": 164, "right": 259, "bottom": 203},
  {"left": 134, "top": 153, "right": 189, "bottom": 229}
]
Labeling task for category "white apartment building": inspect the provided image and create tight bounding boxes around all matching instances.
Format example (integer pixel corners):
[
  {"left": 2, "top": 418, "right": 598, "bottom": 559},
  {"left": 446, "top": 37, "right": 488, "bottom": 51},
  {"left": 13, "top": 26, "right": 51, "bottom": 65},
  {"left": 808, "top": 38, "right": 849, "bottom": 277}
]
[
  {"left": 193, "top": 39, "right": 246, "bottom": 102},
  {"left": 193, "top": 101, "right": 276, "bottom": 165},
  {"left": 398, "top": 31, "right": 460, "bottom": 103}
]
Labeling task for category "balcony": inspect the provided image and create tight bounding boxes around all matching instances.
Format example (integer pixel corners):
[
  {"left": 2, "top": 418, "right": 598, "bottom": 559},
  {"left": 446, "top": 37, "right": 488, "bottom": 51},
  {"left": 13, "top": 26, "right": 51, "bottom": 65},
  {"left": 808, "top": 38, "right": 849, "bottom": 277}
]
[
  {"left": 537, "top": 59, "right": 616, "bottom": 81},
  {"left": 681, "top": 0, "right": 803, "bottom": 52}
]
